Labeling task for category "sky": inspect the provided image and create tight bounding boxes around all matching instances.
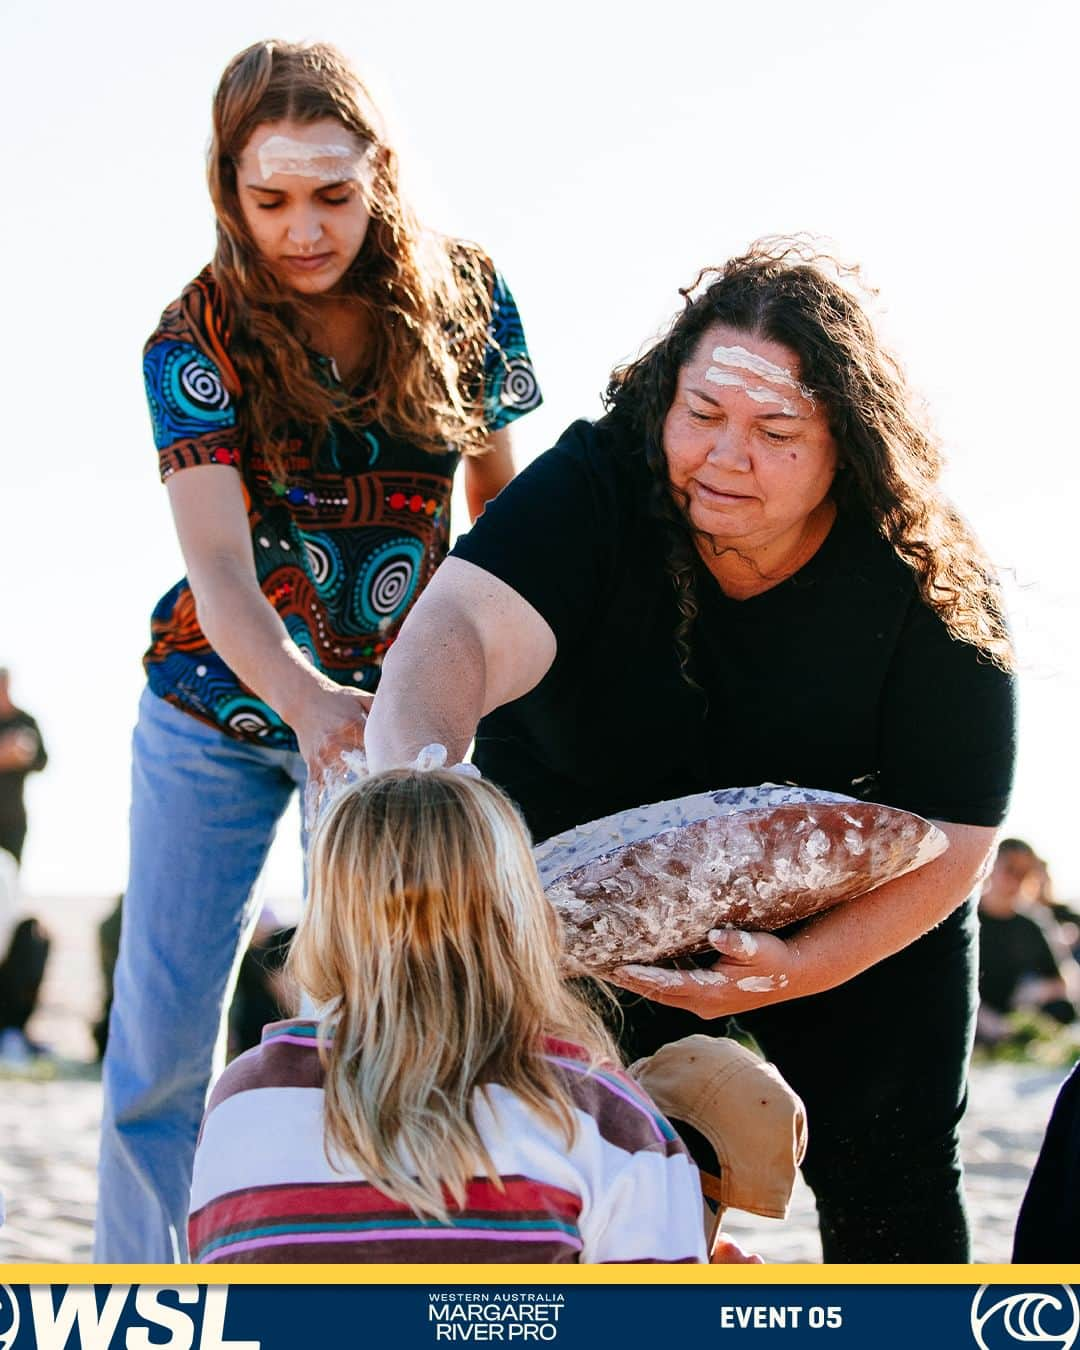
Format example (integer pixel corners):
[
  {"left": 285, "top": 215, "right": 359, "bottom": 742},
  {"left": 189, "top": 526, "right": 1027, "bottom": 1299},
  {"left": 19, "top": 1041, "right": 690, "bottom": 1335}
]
[{"left": 1, "top": 0, "right": 1077, "bottom": 911}]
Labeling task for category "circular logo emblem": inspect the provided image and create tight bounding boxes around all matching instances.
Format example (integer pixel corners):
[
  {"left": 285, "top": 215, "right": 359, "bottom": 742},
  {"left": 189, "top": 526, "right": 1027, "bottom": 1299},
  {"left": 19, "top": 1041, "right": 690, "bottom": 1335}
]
[
  {"left": 0, "top": 1284, "right": 21, "bottom": 1350},
  {"left": 971, "top": 1285, "right": 1080, "bottom": 1350}
]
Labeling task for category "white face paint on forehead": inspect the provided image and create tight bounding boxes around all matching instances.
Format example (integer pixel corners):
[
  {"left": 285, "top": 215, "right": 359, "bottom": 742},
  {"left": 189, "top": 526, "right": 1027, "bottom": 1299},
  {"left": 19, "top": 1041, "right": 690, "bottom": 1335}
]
[
  {"left": 711, "top": 345, "right": 814, "bottom": 396},
  {"left": 256, "top": 134, "right": 373, "bottom": 183},
  {"left": 704, "top": 344, "right": 816, "bottom": 419},
  {"left": 704, "top": 369, "right": 802, "bottom": 417}
]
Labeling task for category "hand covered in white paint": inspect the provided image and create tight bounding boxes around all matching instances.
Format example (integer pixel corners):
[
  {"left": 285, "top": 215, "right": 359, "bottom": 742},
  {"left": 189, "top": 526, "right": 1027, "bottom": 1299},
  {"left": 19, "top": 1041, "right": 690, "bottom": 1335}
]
[
  {"left": 304, "top": 739, "right": 480, "bottom": 830},
  {"left": 294, "top": 686, "right": 373, "bottom": 788},
  {"left": 610, "top": 928, "right": 803, "bottom": 1018}
]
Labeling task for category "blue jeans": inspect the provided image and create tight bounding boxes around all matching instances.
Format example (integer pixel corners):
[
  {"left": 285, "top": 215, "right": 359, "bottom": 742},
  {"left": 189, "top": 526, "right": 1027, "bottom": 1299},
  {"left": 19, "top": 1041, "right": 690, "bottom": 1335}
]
[{"left": 95, "top": 688, "right": 306, "bottom": 1262}]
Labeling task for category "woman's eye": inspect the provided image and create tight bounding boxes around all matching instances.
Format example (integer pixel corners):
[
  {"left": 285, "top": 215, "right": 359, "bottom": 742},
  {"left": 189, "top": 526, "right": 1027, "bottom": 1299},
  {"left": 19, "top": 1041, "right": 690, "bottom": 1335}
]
[
  {"left": 762, "top": 429, "right": 795, "bottom": 445},
  {"left": 255, "top": 201, "right": 283, "bottom": 211},
  {"left": 321, "top": 192, "right": 354, "bottom": 206},
  {"left": 687, "top": 409, "right": 716, "bottom": 424}
]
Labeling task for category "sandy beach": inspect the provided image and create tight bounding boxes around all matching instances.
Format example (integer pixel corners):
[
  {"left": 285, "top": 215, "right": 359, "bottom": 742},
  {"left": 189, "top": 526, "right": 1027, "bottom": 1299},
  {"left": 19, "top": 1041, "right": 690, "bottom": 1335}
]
[{"left": 0, "top": 893, "right": 1069, "bottom": 1265}]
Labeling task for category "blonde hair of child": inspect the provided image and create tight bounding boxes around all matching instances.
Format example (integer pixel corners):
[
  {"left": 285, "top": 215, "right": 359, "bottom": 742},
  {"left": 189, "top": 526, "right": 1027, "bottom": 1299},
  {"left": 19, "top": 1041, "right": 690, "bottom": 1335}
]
[{"left": 288, "top": 768, "right": 619, "bottom": 1221}]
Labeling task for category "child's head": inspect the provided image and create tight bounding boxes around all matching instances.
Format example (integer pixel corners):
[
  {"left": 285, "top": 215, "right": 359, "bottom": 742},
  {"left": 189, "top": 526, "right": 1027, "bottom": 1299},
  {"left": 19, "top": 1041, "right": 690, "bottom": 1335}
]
[
  {"left": 288, "top": 768, "right": 616, "bottom": 1218},
  {"left": 293, "top": 767, "right": 566, "bottom": 1035}
]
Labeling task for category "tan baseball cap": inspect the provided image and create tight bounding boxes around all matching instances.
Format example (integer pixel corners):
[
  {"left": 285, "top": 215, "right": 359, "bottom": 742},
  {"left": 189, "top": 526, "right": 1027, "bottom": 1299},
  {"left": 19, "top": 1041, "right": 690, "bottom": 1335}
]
[{"left": 630, "top": 1034, "right": 807, "bottom": 1219}]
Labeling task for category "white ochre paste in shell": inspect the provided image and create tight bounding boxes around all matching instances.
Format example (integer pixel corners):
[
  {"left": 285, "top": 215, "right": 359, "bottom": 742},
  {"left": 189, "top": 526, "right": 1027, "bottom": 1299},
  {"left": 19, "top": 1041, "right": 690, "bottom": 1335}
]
[{"left": 537, "top": 784, "right": 947, "bottom": 975}]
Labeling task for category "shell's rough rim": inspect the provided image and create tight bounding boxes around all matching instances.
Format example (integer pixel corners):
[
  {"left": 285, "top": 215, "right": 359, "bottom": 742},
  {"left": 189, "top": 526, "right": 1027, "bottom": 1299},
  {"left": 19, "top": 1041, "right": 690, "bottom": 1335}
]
[{"left": 534, "top": 783, "right": 856, "bottom": 887}]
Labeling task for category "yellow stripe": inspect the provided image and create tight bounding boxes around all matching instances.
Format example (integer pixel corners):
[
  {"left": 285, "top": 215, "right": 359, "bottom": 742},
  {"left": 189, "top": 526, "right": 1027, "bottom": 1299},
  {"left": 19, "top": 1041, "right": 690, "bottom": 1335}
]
[{"left": 4, "top": 1262, "right": 1080, "bottom": 1284}]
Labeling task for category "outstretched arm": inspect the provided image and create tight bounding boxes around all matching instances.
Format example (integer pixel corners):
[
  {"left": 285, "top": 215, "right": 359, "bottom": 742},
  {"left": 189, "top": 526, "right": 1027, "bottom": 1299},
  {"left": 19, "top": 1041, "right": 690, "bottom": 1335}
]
[
  {"left": 365, "top": 558, "right": 555, "bottom": 772},
  {"left": 613, "top": 820, "right": 996, "bottom": 1017},
  {"left": 167, "top": 466, "right": 371, "bottom": 776}
]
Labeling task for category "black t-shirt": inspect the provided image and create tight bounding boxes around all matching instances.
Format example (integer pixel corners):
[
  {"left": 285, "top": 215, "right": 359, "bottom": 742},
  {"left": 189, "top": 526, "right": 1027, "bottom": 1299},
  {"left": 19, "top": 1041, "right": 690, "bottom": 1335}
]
[
  {"left": 451, "top": 415, "right": 1016, "bottom": 843},
  {"left": 978, "top": 911, "right": 1063, "bottom": 1013},
  {"left": 0, "top": 710, "right": 47, "bottom": 828}
]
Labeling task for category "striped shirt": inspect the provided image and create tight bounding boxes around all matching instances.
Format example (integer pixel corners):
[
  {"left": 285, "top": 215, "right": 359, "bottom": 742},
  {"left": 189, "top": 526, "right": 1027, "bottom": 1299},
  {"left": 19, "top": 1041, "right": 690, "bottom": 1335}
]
[{"left": 188, "top": 1020, "right": 706, "bottom": 1264}]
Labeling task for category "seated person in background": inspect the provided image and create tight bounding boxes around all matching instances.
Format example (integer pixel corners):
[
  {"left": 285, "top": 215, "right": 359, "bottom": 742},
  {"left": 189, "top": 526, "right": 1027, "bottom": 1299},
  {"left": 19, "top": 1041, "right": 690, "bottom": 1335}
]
[
  {"left": 0, "top": 666, "right": 48, "bottom": 867},
  {"left": 226, "top": 908, "right": 296, "bottom": 1059},
  {"left": 977, "top": 838, "right": 1079, "bottom": 1044},
  {"left": 1028, "top": 856, "right": 1080, "bottom": 959},
  {"left": 0, "top": 848, "right": 51, "bottom": 1067},
  {"left": 188, "top": 766, "right": 746, "bottom": 1264},
  {"left": 92, "top": 895, "right": 123, "bottom": 1061},
  {"left": 0, "top": 667, "right": 52, "bottom": 1065},
  {"left": 93, "top": 894, "right": 296, "bottom": 1062}
]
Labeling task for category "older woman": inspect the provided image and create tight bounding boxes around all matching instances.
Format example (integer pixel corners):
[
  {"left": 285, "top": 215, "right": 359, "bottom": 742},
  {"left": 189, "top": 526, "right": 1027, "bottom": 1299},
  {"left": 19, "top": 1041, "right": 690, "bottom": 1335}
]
[{"left": 365, "top": 241, "right": 1016, "bottom": 1262}]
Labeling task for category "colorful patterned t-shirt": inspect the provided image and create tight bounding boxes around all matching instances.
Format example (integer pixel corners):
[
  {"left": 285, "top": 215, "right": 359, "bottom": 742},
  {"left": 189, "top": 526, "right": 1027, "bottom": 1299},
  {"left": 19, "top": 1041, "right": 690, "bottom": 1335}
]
[{"left": 142, "top": 262, "right": 541, "bottom": 747}]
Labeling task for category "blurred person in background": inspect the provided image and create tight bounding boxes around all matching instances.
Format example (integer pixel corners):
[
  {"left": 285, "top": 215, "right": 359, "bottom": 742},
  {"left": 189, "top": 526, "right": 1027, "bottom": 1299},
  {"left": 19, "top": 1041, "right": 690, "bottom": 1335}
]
[
  {"left": 92, "top": 892, "right": 295, "bottom": 1062},
  {"left": 976, "top": 838, "right": 1079, "bottom": 1044},
  {"left": 225, "top": 908, "right": 296, "bottom": 1059},
  {"left": 0, "top": 667, "right": 51, "bottom": 1065},
  {"left": 1028, "top": 854, "right": 1080, "bottom": 959},
  {"left": 0, "top": 667, "right": 47, "bottom": 865}
]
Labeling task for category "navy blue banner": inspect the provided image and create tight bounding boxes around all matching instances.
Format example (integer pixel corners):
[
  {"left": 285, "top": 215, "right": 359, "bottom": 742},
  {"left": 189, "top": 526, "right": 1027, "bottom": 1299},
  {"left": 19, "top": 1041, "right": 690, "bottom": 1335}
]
[{"left": 2, "top": 1281, "right": 1079, "bottom": 1350}]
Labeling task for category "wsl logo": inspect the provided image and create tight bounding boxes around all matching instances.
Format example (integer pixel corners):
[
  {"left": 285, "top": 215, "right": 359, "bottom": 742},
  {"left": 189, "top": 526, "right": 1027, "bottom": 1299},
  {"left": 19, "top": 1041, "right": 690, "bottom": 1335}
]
[
  {"left": 0, "top": 1285, "right": 257, "bottom": 1350},
  {"left": 1, "top": 1286, "right": 21, "bottom": 1350},
  {"left": 971, "top": 1285, "right": 1080, "bottom": 1350}
]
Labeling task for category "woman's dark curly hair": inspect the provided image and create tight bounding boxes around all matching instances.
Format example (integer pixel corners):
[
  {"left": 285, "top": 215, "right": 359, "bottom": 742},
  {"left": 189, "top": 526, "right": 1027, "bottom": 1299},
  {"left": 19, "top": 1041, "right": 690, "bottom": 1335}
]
[{"left": 604, "top": 237, "right": 1013, "bottom": 681}]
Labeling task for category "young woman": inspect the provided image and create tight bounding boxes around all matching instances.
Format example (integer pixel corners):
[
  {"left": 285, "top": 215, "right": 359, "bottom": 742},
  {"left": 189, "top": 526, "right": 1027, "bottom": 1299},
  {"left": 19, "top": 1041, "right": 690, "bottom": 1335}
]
[
  {"left": 96, "top": 39, "right": 541, "bottom": 1262},
  {"left": 365, "top": 240, "right": 1017, "bottom": 1262},
  {"left": 187, "top": 768, "right": 708, "bottom": 1264}
]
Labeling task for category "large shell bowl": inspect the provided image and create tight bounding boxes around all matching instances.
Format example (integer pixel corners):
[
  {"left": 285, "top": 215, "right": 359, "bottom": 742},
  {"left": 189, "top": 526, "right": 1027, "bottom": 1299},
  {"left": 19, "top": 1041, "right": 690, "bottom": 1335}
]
[{"left": 534, "top": 785, "right": 947, "bottom": 975}]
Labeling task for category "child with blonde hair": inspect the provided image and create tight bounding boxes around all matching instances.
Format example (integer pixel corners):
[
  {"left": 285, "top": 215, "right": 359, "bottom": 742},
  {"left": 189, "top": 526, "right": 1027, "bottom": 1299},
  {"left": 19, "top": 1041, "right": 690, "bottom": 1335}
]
[{"left": 187, "top": 768, "right": 708, "bottom": 1263}]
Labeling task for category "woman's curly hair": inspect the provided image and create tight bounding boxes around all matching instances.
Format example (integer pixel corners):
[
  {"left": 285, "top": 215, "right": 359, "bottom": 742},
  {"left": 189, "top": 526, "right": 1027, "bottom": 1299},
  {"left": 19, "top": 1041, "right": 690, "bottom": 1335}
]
[
  {"left": 198, "top": 39, "right": 493, "bottom": 477},
  {"left": 604, "top": 237, "right": 1013, "bottom": 680}
]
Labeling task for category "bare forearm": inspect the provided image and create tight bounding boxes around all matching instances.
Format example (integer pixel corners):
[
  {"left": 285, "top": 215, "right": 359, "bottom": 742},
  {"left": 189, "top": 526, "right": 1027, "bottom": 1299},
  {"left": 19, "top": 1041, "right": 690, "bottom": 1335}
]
[
  {"left": 190, "top": 558, "right": 339, "bottom": 725},
  {"left": 366, "top": 557, "right": 556, "bottom": 771},
  {"left": 790, "top": 822, "right": 996, "bottom": 997},
  {"left": 365, "top": 598, "right": 487, "bottom": 770},
  {"left": 615, "top": 821, "right": 997, "bottom": 1018}
]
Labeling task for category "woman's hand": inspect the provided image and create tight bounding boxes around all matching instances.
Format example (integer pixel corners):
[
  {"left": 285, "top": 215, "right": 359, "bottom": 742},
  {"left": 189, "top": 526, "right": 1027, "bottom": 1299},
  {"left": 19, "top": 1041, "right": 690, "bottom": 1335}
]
[
  {"left": 610, "top": 928, "right": 804, "bottom": 1018},
  {"left": 612, "top": 823, "right": 996, "bottom": 1017},
  {"left": 292, "top": 685, "right": 373, "bottom": 785}
]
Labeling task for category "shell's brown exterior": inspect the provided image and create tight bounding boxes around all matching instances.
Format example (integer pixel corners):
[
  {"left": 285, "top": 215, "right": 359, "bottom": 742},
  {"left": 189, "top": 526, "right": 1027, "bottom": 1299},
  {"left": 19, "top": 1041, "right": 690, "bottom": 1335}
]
[{"left": 542, "top": 798, "right": 947, "bottom": 975}]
